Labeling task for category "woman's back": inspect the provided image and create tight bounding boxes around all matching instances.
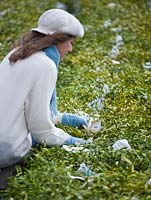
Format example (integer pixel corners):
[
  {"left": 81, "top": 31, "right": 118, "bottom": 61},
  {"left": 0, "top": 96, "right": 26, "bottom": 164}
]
[{"left": 0, "top": 50, "right": 57, "bottom": 168}]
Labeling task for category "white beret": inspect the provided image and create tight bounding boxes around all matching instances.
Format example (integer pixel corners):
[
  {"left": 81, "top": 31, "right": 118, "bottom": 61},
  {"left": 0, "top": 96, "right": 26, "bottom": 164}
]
[{"left": 32, "top": 9, "right": 84, "bottom": 37}]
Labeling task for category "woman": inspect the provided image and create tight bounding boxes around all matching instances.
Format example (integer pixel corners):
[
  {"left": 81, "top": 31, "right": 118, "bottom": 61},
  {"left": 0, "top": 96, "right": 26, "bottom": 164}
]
[{"left": 0, "top": 9, "right": 88, "bottom": 189}]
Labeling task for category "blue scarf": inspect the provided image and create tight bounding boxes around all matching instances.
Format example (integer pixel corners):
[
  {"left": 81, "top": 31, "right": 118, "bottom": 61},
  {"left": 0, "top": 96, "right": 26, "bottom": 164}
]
[
  {"left": 43, "top": 45, "right": 60, "bottom": 116},
  {"left": 43, "top": 45, "right": 60, "bottom": 69}
]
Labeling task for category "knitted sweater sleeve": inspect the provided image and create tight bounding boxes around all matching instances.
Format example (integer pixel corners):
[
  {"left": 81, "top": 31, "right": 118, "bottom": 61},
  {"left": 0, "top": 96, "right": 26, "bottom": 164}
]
[{"left": 25, "top": 60, "right": 70, "bottom": 146}]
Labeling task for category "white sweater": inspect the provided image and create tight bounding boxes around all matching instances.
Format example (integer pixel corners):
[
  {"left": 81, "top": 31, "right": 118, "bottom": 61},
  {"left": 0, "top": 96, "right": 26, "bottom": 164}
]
[{"left": 0, "top": 51, "right": 70, "bottom": 168}]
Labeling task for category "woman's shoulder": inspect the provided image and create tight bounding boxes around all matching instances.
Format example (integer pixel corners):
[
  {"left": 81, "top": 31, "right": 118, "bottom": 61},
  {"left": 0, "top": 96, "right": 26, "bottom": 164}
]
[
  {"left": 11, "top": 51, "right": 58, "bottom": 81},
  {"left": 20, "top": 51, "right": 57, "bottom": 76},
  {"left": 29, "top": 51, "right": 56, "bottom": 69}
]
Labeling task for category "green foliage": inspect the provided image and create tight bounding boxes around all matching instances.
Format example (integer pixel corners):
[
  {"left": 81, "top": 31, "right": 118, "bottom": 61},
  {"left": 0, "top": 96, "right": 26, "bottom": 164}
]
[{"left": 1, "top": 0, "right": 151, "bottom": 199}]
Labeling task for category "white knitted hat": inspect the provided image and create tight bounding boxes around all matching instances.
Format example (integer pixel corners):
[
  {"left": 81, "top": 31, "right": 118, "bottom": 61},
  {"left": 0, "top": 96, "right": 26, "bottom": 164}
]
[{"left": 32, "top": 9, "right": 84, "bottom": 37}]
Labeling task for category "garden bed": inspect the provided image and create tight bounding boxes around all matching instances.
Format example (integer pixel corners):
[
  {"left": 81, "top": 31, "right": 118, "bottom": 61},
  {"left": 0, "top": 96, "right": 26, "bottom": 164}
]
[{"left": 0, "top": 0, "right": 151, "bottom": 199}]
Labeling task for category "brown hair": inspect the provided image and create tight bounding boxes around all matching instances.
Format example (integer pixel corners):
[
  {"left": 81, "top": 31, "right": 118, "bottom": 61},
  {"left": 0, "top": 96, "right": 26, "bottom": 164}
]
[{"left": 9, "top": 31, "right": 74, "bottom": 63}]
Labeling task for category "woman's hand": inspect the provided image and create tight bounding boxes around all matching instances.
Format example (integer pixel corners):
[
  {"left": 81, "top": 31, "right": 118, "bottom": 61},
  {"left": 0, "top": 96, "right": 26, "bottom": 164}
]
[{"left": 61, "top": 113, "right": 89, "bottom": 128}]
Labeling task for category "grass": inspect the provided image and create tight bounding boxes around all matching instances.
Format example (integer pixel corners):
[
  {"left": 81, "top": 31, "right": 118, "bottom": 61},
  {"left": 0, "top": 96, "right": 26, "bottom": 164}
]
[{"left": 0, "top": 0, "right": 151, "bottom": 199}]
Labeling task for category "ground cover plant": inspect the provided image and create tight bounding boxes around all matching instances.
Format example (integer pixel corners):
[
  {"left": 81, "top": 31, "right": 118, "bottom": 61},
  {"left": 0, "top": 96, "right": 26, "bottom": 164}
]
[{"left": 0, "top": 0, "right": 151, "bottom": 199}]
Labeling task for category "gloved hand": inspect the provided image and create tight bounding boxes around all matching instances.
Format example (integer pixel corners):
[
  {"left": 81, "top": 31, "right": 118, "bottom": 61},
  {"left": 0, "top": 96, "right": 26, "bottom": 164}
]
[
  {"left": 64, "top": 136, "right": 87, "bottom": 145},
  {"left": 61, "top": 113, "right": 89, "bottom": 128}
]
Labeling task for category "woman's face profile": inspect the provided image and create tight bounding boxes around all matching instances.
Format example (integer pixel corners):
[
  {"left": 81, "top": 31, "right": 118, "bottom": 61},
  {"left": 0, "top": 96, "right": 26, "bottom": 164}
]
[{"left": 56, "top": 37, "right": 75, "bottom": 59}]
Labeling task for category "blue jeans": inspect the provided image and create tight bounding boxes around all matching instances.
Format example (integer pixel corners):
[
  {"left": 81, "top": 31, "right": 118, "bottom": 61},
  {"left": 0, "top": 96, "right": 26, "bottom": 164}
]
[{"left": 32, "top": 136, "right": 37, "bottom": 147}]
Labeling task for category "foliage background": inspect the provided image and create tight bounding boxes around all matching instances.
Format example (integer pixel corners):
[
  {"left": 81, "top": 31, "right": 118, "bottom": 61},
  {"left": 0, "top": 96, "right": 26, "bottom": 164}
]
[{"left": 0, "top": 0, "right": 151, "bottom": 199}]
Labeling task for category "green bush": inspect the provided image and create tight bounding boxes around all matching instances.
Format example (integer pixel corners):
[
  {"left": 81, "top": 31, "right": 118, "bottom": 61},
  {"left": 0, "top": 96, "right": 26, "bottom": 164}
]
[{"left": 0, "top": 0, "right": 151, "bottom": 199}]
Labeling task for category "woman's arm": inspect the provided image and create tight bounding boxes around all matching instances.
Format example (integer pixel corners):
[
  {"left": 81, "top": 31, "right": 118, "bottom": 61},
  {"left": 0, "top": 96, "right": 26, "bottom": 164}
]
[{"left": 25, "top": 61, "right": 70, "bottom": 146}]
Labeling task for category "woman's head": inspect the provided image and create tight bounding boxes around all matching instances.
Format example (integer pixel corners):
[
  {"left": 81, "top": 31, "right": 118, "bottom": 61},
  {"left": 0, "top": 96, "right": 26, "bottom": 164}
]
[
  {"left": 9, "top": 9, "right": 84, "bottom": 63},
  {"left": 9, "top": 32, "right": 75, "bottom": 63}
]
